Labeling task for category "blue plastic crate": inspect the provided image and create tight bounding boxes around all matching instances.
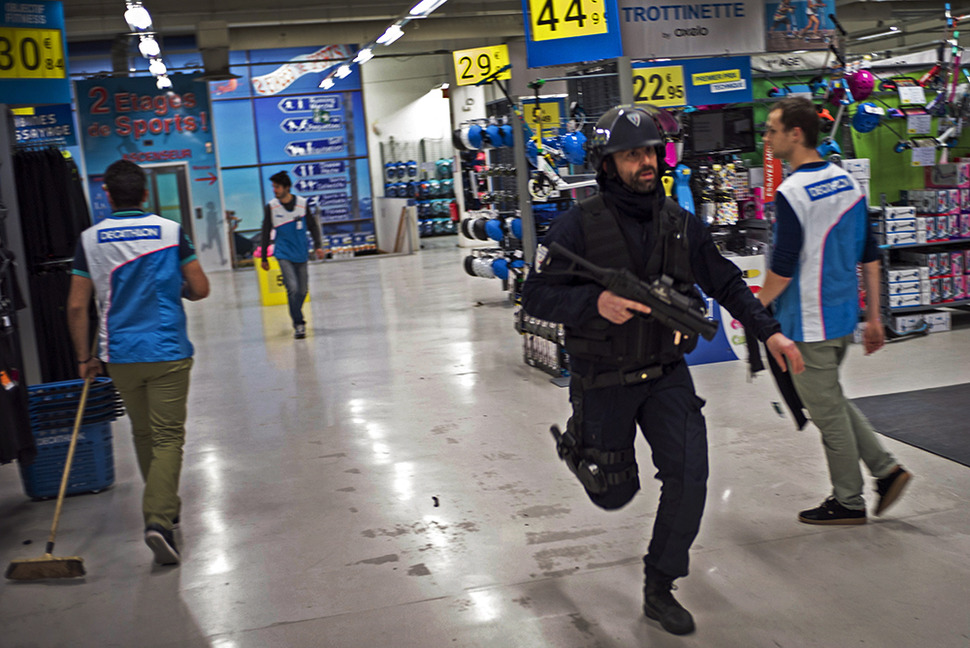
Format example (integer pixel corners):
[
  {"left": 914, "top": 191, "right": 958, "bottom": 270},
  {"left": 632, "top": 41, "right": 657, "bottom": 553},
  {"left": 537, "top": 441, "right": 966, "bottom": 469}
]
[
  {"left": 27, "top": 377, "right": 117, "bottom": 405},
  {"left": 19, "top": 421, "right": 115, "bottom": 500}
]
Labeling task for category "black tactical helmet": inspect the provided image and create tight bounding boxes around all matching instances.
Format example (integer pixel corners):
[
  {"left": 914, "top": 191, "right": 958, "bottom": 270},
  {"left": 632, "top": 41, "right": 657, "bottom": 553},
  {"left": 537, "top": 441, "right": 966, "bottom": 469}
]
[{"left": 587, "top": 104, "right": 678, "bottom": 180}]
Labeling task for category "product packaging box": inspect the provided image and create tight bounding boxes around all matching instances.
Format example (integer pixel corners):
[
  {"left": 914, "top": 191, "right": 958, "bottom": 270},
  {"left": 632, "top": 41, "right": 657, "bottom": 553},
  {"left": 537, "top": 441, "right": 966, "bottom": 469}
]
[
  {"left": 889, "top": 293, "right": 923, "bottom": 308},
  {"left": 843, "top": 158, "right": 871, "bottom": 179},
  {"left": 882, "top": 231, "right": 918, "bottom": 246},
  {"left": 887, "top": 266, "right": 922, "bottom": 283},
  {"left": 961, "top": 213, "right": 970, "bottom": 238},
  {"left": 953, "top": 275, "right": 967, "bottom": 300},
  {"left": 876, "top": 217, "right": 916, "bottom": 233},
  {"left": 924, "top": 311, "right": 952, "bottom": 332},
  {"left": 924, "top": 162, "right": 970, "bottom": 188},
  {"left": 929, "top": 278, "right": 942, "bottom": 303},
  {"left": 941, "top": 275, "right": 955, "bottom": 301},
  {"left": 916, "top": 216, "right": 930, "bottom": 244},
  {"left": 936, "top": 215, "right": 951, "bottom": 239},
  {"left": 888, "top": 279, "right": 921, "bottom": 295},
  {"left": 949, "top": 214, "right": 960, "bottom": 238},
  {"left": 893, "top": 314, "right": 924, "bottom": 333},
  {"left": 952, "top": 252, "right": 966, "bottom": 276},
  {"left": 884, "top": 205, "right": 916, "bottom": 219}
]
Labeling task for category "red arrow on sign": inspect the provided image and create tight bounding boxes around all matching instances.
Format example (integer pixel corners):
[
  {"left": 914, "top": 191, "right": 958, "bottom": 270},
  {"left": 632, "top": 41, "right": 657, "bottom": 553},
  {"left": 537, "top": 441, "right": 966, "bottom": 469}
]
[{"left": 195, "top": 172, "right": 218, "bottom": 185}]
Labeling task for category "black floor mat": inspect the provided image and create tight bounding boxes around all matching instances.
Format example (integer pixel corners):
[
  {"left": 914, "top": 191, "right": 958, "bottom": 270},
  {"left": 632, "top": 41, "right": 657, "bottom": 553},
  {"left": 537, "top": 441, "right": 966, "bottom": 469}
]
[{"left": 852, "top": 383, "right": 970, "bottom": 468}]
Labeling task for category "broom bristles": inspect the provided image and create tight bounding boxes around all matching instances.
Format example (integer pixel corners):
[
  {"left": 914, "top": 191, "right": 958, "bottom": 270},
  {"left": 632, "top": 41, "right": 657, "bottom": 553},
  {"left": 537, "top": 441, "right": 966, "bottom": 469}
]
[{"left": 5, "top": 554, "right": 86, "bottom": 581}]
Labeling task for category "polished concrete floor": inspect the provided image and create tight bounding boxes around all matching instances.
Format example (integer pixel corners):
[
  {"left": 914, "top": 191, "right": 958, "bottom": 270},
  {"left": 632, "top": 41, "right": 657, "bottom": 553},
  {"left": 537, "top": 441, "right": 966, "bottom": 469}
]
[{"left": 2, "top": 242, "right": 970, "bottom": 648}]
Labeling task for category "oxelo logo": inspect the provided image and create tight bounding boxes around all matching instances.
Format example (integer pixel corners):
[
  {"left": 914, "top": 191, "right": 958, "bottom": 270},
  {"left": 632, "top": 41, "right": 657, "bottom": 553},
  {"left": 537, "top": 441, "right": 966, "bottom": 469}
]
[{"left": 675, "top": 26, "right": 710, "bottom": 37}]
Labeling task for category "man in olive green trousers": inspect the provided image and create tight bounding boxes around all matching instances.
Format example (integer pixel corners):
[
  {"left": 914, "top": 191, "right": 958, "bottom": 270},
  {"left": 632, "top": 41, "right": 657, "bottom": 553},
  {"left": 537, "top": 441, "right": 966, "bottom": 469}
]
[{"left": 67, "top": 160, "right": 209, "bottom": 566}]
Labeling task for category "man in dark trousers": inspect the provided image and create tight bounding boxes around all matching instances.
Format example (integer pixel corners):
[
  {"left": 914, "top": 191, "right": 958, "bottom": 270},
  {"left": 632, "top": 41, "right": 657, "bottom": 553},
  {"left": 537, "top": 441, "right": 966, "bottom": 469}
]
[
  {"left": 260, "top": 170, "right": 325, "bottom": 339},
  {"left": 522, "top": 104, "right": 804, "bottom": 635},
  {"left": 67, "top": 159, "right": 209, "bottom": 566}
]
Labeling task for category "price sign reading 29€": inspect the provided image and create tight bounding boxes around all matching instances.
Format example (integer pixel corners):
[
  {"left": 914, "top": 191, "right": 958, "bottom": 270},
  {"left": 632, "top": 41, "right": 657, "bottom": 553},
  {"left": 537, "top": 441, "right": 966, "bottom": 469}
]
[
  {"left": 527, "top": 0, "right": 608, "bottom": 41},
  {"left": 452, "top": 45, "right": 511, "bottom": 87},
  {"left": 632, "top": 65, "right": 686, "bottom": 108}
]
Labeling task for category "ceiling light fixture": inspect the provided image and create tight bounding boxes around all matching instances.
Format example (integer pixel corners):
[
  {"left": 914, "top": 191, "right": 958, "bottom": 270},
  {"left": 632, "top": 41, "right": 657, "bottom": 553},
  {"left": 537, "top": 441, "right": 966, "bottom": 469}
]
[
  {"left": 377, "top": 23, "right": 405, "bottom": 46},
  {"left": 409, "top": 0, "right": 448, "bottom": 17},
  {"left": 148, "top": 58, "right": 167, "bottom": 76},
  {"left": 124, "top": 2, "right": 153, "bottom": 31},
  {"left": 138, "top": 34, "right": 160, "bottom": 58}
]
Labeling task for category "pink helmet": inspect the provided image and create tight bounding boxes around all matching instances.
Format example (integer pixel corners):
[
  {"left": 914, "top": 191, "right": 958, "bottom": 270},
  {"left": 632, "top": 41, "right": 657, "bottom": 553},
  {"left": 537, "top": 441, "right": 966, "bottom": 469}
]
[{"left": 847, "top": 69, "right": 876, "bottom": 101}]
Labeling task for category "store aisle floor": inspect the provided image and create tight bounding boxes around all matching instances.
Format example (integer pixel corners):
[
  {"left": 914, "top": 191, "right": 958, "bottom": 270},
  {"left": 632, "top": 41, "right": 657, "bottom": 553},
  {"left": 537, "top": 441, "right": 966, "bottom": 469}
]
[{"left": 2, "top": 245, "right": 970, "bottom": 648}]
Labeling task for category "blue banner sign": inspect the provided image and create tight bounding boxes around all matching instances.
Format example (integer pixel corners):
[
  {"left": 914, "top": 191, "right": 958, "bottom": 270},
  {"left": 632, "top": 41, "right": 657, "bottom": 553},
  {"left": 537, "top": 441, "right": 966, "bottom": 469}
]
[
  {"left": 632, "top": 55, "right": 752, "bottom": 107},
  {"left": 292, "top": 161, "right": 346, "bottom": 177},
  {"left": 280, "top": 116, "right": 343, "bottom": 133},
  {"left": 13, "top": 103, "right": 76, "bottom": 145}
]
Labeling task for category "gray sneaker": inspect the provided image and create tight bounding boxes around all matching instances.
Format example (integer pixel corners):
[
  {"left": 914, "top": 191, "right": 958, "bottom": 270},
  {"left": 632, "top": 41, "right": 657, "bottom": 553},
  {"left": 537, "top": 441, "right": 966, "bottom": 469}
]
[
  {"left": 145, "top": 523, "right": 180, "bottom": 565},
  {"left": 294, "top": 324, "right": 306, "bottom": 339}
]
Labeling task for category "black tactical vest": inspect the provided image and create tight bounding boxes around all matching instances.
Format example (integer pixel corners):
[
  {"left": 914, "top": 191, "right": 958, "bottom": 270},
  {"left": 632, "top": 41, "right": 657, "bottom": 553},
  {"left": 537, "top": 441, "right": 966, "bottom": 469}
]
[{"left": 564, "top": 194, "right": 701, "bottom": 369}]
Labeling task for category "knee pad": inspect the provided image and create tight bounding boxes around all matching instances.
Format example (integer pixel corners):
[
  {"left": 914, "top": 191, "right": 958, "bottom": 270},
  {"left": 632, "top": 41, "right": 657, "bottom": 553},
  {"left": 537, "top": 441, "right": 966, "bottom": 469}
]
[
  {"left": 586, "top": 474, "right": 640, "bottom": 510},
  {"left": 578, "top": 445, "right": 640, "bottom": 509}
]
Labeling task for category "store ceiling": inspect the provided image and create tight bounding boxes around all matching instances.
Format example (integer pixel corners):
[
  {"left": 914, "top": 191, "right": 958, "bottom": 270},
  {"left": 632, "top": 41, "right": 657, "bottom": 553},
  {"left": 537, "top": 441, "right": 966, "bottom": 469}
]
[{"left": 62, "top": 0, "right": 970, "bottom": 59}]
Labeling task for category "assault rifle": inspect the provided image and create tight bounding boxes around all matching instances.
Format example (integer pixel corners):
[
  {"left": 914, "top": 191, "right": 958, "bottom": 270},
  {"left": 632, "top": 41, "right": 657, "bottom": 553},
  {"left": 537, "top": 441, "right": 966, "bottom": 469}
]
[{"left": 545, "top": 242, "right": 719, "bottom": 341}]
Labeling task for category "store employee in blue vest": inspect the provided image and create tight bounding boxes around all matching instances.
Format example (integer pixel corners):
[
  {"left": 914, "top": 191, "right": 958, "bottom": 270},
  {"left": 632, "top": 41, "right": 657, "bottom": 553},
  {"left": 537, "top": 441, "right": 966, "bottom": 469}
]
[
  {"left": 67, "top": 159, "right": 210, "bottom": 566},
  {"left": 759, "top": 97, "right": 912, "bottom": 526},
  {"left": 260, "top": 170, "right": 324, "bottom": 339}
]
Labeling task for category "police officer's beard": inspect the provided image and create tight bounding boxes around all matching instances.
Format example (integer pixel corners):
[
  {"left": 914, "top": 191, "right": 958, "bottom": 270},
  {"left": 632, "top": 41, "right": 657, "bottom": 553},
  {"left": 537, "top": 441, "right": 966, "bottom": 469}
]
[{"left": 622, "top": 163, "right": 658, "bottom": 194}]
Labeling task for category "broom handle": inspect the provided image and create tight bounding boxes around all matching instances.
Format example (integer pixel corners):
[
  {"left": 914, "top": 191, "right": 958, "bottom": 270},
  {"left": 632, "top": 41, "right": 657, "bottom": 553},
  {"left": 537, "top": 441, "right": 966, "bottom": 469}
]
[{"left": 45, "top": 371, "right": 94, "bottom": 555}]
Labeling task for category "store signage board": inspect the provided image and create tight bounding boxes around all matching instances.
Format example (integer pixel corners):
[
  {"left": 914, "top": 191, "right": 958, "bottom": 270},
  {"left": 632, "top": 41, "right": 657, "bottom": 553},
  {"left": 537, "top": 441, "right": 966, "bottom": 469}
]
[
  {"left": 0, "top": 0, "right": 70, "bottom": 105},
  {"left": 632, "top": 65, "right": 686, "bottom": 107},
  {"left": 632, "top": 56, "right": 752, "bottom": 108},
  {"left": 521, "top": 0, "right": 623, "bottom": 68},
  {"left": 765, "top": 0, "right": 836, "bottom": 52},
  {"left": 452, "top": 45, "right": 511, "bottom": 87},
  {"left": 12, "top": 103, "right": 76, "bottom": 145},
  {"left": 618, "top": 0, "right": 763, "bottom": 59},
  {"left": 750, "top": 51, "right": 829, "bottom": 73}
]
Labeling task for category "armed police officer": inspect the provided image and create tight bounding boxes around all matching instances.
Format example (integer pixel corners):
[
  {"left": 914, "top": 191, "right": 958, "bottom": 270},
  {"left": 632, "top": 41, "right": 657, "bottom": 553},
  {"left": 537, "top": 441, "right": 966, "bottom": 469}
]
[{"left": 521, "top": 105, "right": 804, "bottom": 636}]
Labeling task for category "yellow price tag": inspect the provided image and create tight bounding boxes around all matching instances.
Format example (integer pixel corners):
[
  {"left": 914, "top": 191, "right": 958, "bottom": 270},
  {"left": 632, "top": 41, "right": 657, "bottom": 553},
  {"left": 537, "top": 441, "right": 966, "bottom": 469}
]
[
  {"left": 523, "top": 99, "right": 562, "bottom": 140},
  {"left": 527, "top": 0, "right": 608, "bottom": 42},
  {"left": 0, "top": 27, "right": 66, "bottom": 79},
  {"left": 452, "top": 45, "right": 511, "bottom": 87},
  {"left": 632, "top": 66, "right": 687, "bottom": 108}
]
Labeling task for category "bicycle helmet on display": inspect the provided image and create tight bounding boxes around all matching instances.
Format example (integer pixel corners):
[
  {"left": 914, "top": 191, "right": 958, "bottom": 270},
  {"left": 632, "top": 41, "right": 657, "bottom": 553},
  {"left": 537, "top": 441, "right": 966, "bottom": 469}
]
[
  {"left": 846, "top": 69, "right": 876, "bottom": 101},
  {"left": 587, "top": 104, "right": 677, "bottom": 182}
]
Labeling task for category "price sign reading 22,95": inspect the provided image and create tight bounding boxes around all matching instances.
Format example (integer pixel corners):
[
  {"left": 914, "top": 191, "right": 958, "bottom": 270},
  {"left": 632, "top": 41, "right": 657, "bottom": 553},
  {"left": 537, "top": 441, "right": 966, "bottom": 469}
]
[
  {"left": 0, "top": 28, "right": 66, "bottom": 79},
  {"left": 528, "top": 0, "right": 608, "bottom": 41},
  {"left": 632, "top": 65, "right": 686, "bottom": 108},
  {"left": 452, "top": 45, "right": 511, "bottom": 87}
]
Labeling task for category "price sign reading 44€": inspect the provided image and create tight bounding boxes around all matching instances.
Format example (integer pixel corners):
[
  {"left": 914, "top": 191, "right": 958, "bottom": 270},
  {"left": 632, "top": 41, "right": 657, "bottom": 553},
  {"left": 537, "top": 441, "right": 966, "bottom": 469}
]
[
  {"left": 528, "top": 0, "right": 608, "bottom": 41},
  {"left": 632, "top": 65, "right": 686, "bottom": 108},
  {"left": 0, "top": 28, "right": 66, "bottom": 79},
  {"left": 452, "top": 45, "right": 511, "bottom": 87}
]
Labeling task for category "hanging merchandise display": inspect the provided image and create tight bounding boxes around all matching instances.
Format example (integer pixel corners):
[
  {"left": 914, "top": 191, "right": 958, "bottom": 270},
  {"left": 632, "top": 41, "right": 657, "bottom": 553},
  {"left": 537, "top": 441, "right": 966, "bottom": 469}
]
[{"left": 12, "top": 148, "right": 93, "bottom": 384}]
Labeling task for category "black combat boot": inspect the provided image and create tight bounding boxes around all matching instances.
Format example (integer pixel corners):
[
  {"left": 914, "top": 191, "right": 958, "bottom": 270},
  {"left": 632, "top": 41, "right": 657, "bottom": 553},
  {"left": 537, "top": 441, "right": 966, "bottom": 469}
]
[{"left": 643, "top": 569, "right": 695, "bottom": 635}]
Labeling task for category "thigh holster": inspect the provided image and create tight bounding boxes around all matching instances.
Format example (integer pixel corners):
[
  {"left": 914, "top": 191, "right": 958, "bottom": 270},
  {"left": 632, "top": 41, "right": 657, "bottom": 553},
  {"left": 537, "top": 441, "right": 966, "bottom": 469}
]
[{"left": 550, "top": 424, "right": 639, "bottom": 494}]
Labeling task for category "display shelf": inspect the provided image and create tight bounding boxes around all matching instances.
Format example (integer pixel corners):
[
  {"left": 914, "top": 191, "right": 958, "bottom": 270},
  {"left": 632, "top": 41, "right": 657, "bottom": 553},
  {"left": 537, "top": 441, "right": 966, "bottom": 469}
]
[
  {"left": 890, "top": 298, "right": 970, "bottom": 313},
  {"left": 881, "top": 237, "right": 970, "bottom": 250}
]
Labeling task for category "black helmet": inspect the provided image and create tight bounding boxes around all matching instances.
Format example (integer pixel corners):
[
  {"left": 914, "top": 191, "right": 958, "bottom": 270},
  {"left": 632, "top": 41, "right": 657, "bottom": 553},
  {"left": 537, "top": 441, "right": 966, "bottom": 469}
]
[{"left": 587, "top": 104, "right": 678, "bottom": 180}]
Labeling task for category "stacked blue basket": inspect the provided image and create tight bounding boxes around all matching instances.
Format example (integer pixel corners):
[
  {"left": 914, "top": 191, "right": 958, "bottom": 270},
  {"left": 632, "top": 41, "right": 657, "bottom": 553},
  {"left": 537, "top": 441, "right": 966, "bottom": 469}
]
[{"left": 20, "top": 378, "right": 124, "bottom": 499}]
